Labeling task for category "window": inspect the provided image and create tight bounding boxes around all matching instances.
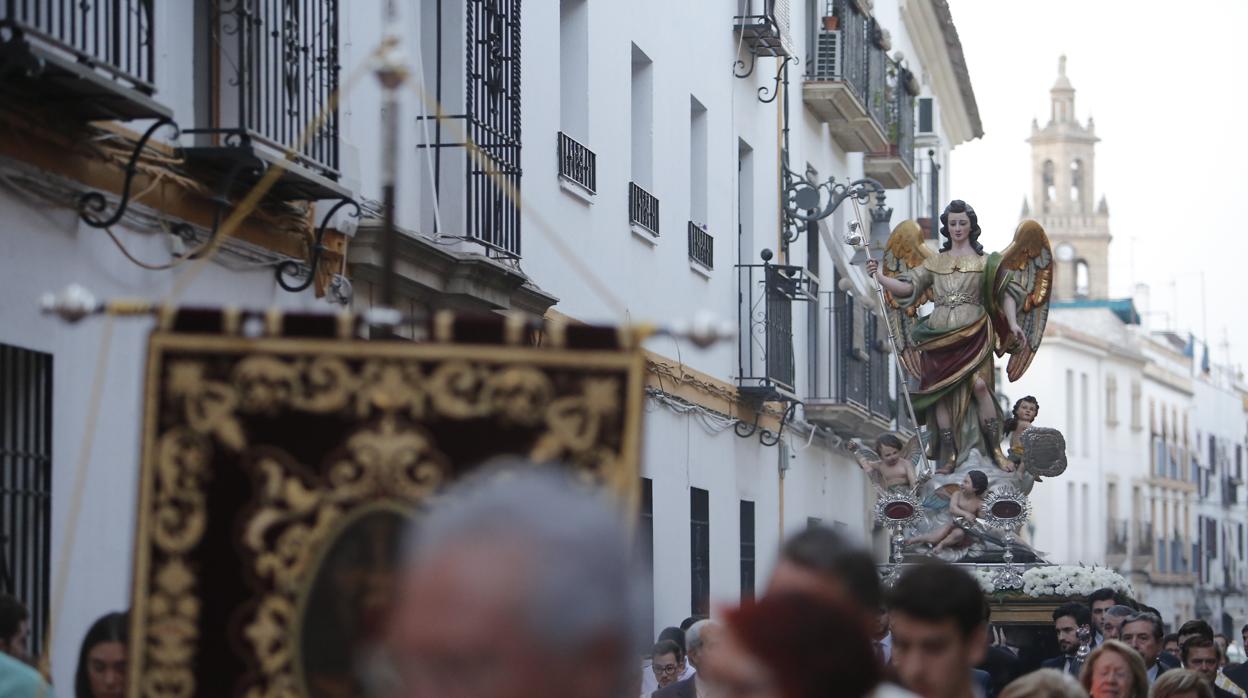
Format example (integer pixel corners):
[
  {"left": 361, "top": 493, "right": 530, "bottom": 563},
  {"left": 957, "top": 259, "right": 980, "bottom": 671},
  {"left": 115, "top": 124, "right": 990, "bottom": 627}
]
[
  {"left": 639, "top": 478, "right": 654, "bottom": 639},
  {"left": 1043, "top": 160, "right": 1056, "bottom": 211},
  {"left": 1066, "top": 370, "right": 1075, "bottom": 450},
  {"left": 559, "top": 0, "right": 589, "bottom": 141},
  {"left": 918, "top": 97, "right": 934, "bottom": 133},
  {"left": 1106, "top": 373, "right": 1118, "bottom": 426},
  {"left": 1075, "top": 260, "right": 1090, "bottom": 298},
  {"left": 1131, "top": 381, "right": 1142, "bottom": 430},
  {"left": 0, "top": 343, "right": 53, "bottom": 657},
  {"left": 740, "top": 500, "right": 755, "bottom": 601},
  {"left": 1067, "top": 482, "right": 1076, "bottom": 557},
  {"left": 690, "top": 488, "right": 710, "bottom": 617},
  {"left": 807, "top": 517, "right": 823, "bottom": 528},
  {"left": 690, "top": 96, "right": 708, "bottom": 226},
  {"left": 630, "top": 44, "right": 654, "bottom": 188},
  {"left": 1070, "top": 159, "right": 1083, "bottom": 205},
  {"left": 1081, "top": 373, "right": 1089, "bottom": 456}
]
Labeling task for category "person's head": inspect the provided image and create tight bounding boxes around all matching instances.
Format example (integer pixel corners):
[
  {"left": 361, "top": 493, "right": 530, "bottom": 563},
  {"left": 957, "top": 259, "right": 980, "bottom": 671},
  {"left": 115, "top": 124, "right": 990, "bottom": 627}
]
[
  {"left": 650, "top": 639, "right": 685, "bottom": 689},
  {"left": 0, "top": 594, "right": 31, "bottom": 662},
  {"left": 998, "top": 668, "right": 1085, "bottom": 698},
  {"left": 1163, "top": 633, "right": 1181, "bottom": 656},
  {"left": 769, "top": 525, "right": 881, "bottom": 634},
  {"left": 656, "top": 626, "right": 686, "bottom": 656},
  {"left": 1078, "top": 640, "right": 1149, "bottom": 698},
  {"left": 885, "top": 561, "right": 987, "bottom": 698},
  {"left": 680, "top": 617, "right": 700, "bottom": 633},
  {"left": 1088, "top": 588, "right": 1127, "bottom": 634},
  {"left": 1242, "top": 623, "right": 1247, "bottom": 649},
  {"left": 1181, "top": 636, "right": 1219, "bottom": 684},
  {"left": 685, "top": 620, "right": 722, "bottom": 674},
  {"left": 1177, "top": 620, "right": 1214, "bottom": 648},
  {"left": 938, "top": 200, "right": 984, "bottom": 254},
  {"left": 1052, "top": 603, "right": 1092, "bottom": 656},
  {"left": 962, "top": 470, "right": 988, "bottom": 497},
  {"left": 388, "top": 466, "right": 646, "bottom": 698},
  {"left": 1213, "top": 634, "right": 1228, "bottom": 664},
  {"left": 714, "top": 593, "right": 881, "bottom": 698},
  {"left": 1102, "top": 605, "right": 1135, "bottom": 641},
  {"left": 876, "top": 434, "right": 905, "bottom": 466},
  {"left": 1150, "top": 668, "right": 1215, "bottom": 698},
  {"left": 1004, "top": 397, "right": 1040, "bottom": 435},
  {"left": 1119, "top": 612, "right": 1164, "bottom": 668},
  {"left": 75, "top": 611, "right": 128, "bottom": 698}
]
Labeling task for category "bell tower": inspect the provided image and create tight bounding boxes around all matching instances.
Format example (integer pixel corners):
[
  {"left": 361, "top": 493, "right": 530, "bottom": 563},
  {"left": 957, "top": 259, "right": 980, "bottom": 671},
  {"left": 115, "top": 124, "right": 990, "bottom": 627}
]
[{"left": 1025, "top": 56, "right": 1111, "bottom": 301}]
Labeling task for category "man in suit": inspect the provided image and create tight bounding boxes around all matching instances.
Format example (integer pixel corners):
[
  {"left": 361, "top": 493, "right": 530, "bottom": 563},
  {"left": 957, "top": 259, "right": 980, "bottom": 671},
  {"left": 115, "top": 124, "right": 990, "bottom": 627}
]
[
  {"left": 654, "top": 620, "right": 721, "bottom": 698},
  {"left": 1040, "top": 602, "right": 1092, "bottom": 677},
  {"left": 1121, "top": 611, "right": 1174, "bottom": 684},
  {"left": 1087, "top": 588, "right": 1130, "bottom": 647},
  {"left": 1227, "top": 624, "right": 1248, "bottom": 692},
  {"left": 1183, "top": 636, "right": 1247, "bottom": 698}
]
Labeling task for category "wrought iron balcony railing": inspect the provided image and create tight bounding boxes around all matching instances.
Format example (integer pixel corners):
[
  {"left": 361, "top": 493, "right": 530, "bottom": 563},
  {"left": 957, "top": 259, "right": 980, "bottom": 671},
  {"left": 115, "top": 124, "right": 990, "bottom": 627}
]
[
  {"left": 1107, "top": 519, "right": 1129, "bottom": 555},
  {"left": 629, "top": 182, "right": 659, "bottom": 237},
  {"left": 737, "top": 255, "right": 815, "bottom": 400},
  {"left": 688, "top": 221, "right": 713, "bottom": 270},
  {"left": 557, "top": 132, "right": 596, "bottom": 194},
  {"left": 183, "top": 0, "right": 346, "bottom": 201},
  {"left": 0, "top": 0, "right": 169, "bottom": 119},
  {"left": 803, "top": 0, "right": 888, "bottom": 152},
  {"left": 733, "top": 0, "right": 795, "bottom": 61},
  {"left": 1134, "top": 521, "right": 1154, "bottom": 557},
  {"left": 804, "top": 287, "right": 894, "bottom": 436}
]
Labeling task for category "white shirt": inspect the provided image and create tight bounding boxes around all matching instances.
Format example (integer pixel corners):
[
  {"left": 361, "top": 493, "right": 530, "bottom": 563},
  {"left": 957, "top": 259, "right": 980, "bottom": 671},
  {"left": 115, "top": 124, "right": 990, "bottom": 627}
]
[
  {"left": 876, "top": 633, "right": 893, "bottom": 665},
  {"left": 1147, "top": 662, "right": 1160, "bottom": 684}
]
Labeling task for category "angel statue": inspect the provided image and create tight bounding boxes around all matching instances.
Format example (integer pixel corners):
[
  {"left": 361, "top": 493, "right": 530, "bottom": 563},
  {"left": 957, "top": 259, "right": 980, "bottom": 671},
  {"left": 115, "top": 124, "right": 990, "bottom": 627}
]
[
  {"left": 865, "top": 200, "right": 1052, "bottom": 476},
  {"left": 847, "top": 433, "right": 924, "bottom": 493}
]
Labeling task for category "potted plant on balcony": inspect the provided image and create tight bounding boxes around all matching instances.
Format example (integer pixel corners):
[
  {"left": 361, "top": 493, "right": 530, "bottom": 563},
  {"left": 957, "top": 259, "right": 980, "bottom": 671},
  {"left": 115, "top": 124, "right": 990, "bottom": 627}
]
[{"left": 823, "top": 14, "right": 839, "bottom": 30}]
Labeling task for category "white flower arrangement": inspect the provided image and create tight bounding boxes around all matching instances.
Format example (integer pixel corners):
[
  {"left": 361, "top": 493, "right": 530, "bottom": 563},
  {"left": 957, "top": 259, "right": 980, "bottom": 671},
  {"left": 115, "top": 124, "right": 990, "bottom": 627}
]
[
  {"left": 1018, "top": 565, "right": 1135, "bottom": 599},
  {"left": 971, "top": 567, "right": 997, "bottom": 595}
]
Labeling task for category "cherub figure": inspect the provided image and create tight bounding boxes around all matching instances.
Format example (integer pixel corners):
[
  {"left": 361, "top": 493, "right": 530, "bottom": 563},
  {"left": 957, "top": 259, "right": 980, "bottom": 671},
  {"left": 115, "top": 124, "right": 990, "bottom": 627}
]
[
  {"left": 1004, "top": 395, "right": 1039, "bottom": 472},
  {"left": 848, "top": 433, "right": 918, "bottom": 492},
  {"left": 905, "top": 470, "right": 988, "bottom": 552}
]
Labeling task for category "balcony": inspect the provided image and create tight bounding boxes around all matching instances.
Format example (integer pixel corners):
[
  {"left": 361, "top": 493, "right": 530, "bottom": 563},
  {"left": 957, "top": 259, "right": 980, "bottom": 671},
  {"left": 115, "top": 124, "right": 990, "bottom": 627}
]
[
  {"left": 1106, "top": 519, "right": 1128, "bottom": 565},
  {"left": 688, "top": 221, "right": 713, "bottom": 271},
  {"left": 737, "top": 255, "right": 815, "bottom": 402},
  {"left": 557, "top": 132, "right": 596, "bottom": 195},
  {"left": 803, "top": 0, "right": 888, "bottom": 153},
  {"left": 629, "top": 182, "right": 660, "bottom": 237},
  {"left": 0, "top": 0, "right": 171, "bottom": 120},
  {"left": 1132, "top": 521, "right": 1154, "bottom": 568},
  {"left": 864, "top": 62, "right": 917, "bottom": 188},
  {"left": 183, "top": 0, "right": 349, "bottom": 202},
  {"left": 733, "top": 0, "right": 795, "bottom": 60},
  {"left": 804, "top": 287, "right": 894, "bottom": 438}
]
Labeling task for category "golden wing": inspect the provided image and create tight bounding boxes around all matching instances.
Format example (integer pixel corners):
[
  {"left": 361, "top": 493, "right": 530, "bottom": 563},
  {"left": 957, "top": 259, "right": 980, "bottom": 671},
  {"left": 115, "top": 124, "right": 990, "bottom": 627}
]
[
  {"left": 880, "top": 220, "right": 933, "bottom": 379},
  {"left": 996, "top": 219, "right": 1053, "bottom": 381}
]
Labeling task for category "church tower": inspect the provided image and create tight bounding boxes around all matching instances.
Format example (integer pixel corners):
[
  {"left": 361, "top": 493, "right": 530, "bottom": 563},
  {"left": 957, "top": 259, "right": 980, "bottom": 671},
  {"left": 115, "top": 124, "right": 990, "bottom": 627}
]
[{"left": 1025, "top": 56, "right": 1111, "bottom": 301}]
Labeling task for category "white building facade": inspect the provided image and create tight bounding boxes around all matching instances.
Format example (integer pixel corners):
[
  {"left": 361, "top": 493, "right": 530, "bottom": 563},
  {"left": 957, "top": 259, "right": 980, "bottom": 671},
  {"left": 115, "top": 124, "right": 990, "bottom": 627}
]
[{"left": 0, "top": 0, "right": 985, "bottom": 686}]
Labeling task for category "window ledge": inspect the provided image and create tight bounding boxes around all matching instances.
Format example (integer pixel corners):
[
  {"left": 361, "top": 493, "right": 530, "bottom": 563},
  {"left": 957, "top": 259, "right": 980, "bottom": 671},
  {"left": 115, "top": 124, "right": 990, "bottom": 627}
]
[
  {"left": 558, "top": 176, "right": 596, "bottom": 204},
  {"left": 689, "top": 260, "right": 712, "bottom": 278},
  {"left": 631, "top": 223, "right": 659, "bottom": 246}
]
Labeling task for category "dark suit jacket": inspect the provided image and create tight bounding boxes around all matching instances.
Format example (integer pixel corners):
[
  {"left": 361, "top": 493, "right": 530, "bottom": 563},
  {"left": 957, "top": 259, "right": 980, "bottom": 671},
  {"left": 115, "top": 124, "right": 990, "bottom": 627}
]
[
  {"left": 652, "top": 676, "right": 696, "bottom": 698},
  {"left": 978, "top": 645, "right": 1022, "bottom": 697},
  {"left": 1040, "top": 655, "right": 1080, "bottom": 676},
  {"left": 1158, "top": 651, "right": 1182, "bottom": 671}
]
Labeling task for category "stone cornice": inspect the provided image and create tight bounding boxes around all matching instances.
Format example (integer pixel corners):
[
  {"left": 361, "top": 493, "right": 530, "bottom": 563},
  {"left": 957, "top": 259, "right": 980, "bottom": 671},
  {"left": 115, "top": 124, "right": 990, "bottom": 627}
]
[{"left": 902, "top": 0, "right": 983, "bottom": 145}]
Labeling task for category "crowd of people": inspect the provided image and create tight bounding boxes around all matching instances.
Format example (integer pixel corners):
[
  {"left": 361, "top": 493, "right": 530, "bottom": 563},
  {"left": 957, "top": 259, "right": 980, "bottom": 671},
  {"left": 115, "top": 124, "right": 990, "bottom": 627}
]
[{"left": 1, "top": 466, "right": 1247, "bottom": 698}]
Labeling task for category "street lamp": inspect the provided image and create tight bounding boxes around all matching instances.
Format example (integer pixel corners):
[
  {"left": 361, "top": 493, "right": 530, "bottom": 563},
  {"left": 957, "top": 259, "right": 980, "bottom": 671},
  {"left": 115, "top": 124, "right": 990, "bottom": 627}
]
[{"left": 780, "top": 163, "right": 892, "bottom": 251}]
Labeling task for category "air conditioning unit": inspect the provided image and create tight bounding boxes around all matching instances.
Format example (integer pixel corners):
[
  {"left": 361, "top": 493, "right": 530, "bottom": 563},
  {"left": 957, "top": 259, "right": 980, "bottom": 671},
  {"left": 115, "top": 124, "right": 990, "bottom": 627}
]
[{"left": 812, "top": 27, "right": 841, "bottom": 80}]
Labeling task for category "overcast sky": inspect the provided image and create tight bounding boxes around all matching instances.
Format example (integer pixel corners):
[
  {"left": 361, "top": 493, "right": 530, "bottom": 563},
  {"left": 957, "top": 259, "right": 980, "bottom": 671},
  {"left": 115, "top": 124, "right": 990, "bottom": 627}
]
[{"left": 946, "top": 0, "right": 1248, "bottom": 371}]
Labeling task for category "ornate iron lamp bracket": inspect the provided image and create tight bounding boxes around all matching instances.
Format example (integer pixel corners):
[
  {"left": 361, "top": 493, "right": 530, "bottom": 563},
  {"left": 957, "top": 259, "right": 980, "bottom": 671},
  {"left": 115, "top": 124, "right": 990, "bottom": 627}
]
[
  {"left": 780, "top": 163, "right": 889, "bottom": 246},
  {"left": 77, "top": 118, "right": 178, "bottom": 229},
  {"left": 757, "top": 55, "right": 799, "bottom": 104},
  {"left": 275, "top": 198, "right": 360, "bottom": 297}
]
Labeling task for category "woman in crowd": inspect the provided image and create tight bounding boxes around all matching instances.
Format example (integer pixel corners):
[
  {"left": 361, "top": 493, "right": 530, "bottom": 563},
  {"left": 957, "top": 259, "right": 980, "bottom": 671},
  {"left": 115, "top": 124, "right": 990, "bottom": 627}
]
[
  {"left": 1149, "top": 670, "right": 1214, "bottom": 698},
  {"left": 75, "top": 611, "right": 127, "bottom": 698},
  {"left": 709, "top": 592, "right": 883, "bottom": 698},
  {"left": 998, "top": 668, "right": 1085, "bottom": 698},
  {"left": 1079, "top": 640, "right": 1150, "bottom": 698}
]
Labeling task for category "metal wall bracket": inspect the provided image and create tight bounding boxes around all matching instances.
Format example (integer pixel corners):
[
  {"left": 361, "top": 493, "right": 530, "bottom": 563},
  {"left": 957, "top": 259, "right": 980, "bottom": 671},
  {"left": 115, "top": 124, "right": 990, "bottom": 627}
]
[
  {"left": 757, "top": 55, "right": 798, "bottom": 104},
  {"left": 275, "top": 198, "right": 360, "bottom": 294},
  {"left": 77, "top": 118, "right": 178, "bottom": 229},
  {"left": 780, "top": 162, "right": 892, "bottom": 246}
]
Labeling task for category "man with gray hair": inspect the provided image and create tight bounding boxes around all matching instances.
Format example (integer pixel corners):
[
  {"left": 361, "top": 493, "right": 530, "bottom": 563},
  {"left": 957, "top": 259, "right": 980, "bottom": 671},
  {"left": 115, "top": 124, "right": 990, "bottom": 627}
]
[
  {"left": 1102, "top": 605, "right": 1135, "bottom": 641},
  {"left": 654, "top": 620, "right": 721, "bottom": 698},
  {"left": 1120, "top": 611, "right": 1173, "bottom": 683},
  {"left": 386, "top": 465, "right": 647, "bottom": 698}
]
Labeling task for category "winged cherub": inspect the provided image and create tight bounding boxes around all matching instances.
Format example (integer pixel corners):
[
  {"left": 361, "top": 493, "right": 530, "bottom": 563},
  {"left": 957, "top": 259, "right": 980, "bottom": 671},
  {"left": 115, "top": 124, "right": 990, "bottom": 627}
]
[
  {"left": 847, "top": 433, "right": 921, "bottom": 493},
  {"left": 865, "top": 201, "right": 1052, "bottom": 475}
]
